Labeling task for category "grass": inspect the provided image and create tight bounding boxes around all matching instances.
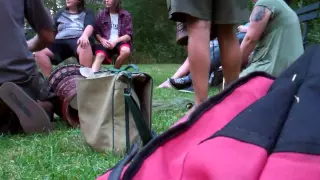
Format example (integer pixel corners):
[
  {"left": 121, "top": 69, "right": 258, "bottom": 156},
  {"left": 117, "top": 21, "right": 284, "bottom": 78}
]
[{"left": 0, "top": 64, "right": 219, "bottom": 180}]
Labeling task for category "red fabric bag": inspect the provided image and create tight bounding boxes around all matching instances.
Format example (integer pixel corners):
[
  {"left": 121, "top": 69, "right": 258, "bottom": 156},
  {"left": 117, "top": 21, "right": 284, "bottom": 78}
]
[
  {"left": 98, "top": 72, "right": 274, "bottom": 180},
  {"left": 97, "top": 44, "right": 320, "bottom": 180}
]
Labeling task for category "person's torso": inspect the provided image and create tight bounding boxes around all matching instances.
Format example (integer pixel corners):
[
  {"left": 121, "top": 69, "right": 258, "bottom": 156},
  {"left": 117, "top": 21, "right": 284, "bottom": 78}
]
[
  {"left": 56, "top": 10, "right": 86, "bottom": 39},
  {"left": 108, "top": 13, "right": 119, "bottom": 41},
  {"left": 251, "top": 0, "right": 304, "bottom": 77},
  {"left": 0, "top": 0, "right": 37, "bottom": 83},
  {"left": 98, "top": 9, "right": 129, "bottom": 40}
]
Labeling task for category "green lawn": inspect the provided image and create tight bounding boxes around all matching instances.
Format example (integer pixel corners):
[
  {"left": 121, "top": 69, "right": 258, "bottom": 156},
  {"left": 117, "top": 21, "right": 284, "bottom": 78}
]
[{"left": 0, "top": 64, "right": 219, "bottom": 180}]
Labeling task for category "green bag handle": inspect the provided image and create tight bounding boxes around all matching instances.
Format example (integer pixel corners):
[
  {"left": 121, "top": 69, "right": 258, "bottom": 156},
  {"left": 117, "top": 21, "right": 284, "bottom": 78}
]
[
  {"left": 94, "top": 64, "right": 139, "bottom": 75},
  {"left": 124, "top": 88, "right": 153, "bottom": 146},
  {"left": 121, "top": 64, "right": 140, "bottom": 73}
]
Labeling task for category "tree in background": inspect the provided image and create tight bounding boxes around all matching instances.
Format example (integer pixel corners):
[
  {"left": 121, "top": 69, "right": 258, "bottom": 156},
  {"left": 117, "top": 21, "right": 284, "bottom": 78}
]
[{"left": 25, "top": 0, "right": 320, "bottom": 64}]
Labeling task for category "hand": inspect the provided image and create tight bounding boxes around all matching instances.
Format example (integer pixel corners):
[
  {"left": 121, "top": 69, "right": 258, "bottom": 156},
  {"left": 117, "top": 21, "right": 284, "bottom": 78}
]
[
  {"left": 77, "top": 35, "right": 90, "bottom": 48},
  {"left": 107, "top": 40, "right": 117, "bottom": 50},
  {"left": 100, "top": 38, "right": 109, "bottom": 48}
]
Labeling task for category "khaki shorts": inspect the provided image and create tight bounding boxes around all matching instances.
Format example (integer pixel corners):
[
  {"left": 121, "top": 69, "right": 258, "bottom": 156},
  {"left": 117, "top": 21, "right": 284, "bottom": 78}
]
[{"left": 168, "top": 0, "right": 249, "bottom": 39}]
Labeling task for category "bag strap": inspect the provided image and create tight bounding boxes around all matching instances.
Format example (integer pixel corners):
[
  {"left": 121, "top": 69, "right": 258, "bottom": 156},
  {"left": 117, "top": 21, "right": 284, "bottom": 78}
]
[
  {"left": 108, "top": 143, "right": 139, "bottom": 180},
  {"left": 124, "top": 88, "right": 153, "bottom": 146},
  {"left": 121, "top": 64, "right": 140, "bottom": 73}
]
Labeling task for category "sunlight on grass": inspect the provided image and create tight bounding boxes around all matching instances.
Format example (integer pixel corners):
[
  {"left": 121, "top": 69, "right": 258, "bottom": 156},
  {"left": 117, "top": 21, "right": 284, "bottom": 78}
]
[{"left": 0, "top": 64, "right": 220, "bottom": 179}]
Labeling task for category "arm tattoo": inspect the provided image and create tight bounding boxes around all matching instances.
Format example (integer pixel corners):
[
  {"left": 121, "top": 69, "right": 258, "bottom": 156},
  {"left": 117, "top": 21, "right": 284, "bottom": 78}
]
[{"left": 251, "top": 6, "right": 266, "bottom": 22}]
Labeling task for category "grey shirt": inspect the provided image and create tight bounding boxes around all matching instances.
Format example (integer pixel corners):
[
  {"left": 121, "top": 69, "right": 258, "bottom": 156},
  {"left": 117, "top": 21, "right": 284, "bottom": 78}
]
[
  {"left": 0, "top": 0, "right": 54, "bottom": 84},
  {"left": 55, "top": 10, "right": 86, "bottom": 39}
]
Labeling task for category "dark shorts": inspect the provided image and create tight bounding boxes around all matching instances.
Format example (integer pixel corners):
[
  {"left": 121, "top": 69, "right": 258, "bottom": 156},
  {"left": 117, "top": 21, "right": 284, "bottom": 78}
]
[
  {"left": 48, "top": 38, "right": 94, "bottom": 65},
  {"left": 167, "top": 0, "right": 249, "bottom": 39},
  {"left": 95, "top": 42, "right": 131, "bottom": 64}
]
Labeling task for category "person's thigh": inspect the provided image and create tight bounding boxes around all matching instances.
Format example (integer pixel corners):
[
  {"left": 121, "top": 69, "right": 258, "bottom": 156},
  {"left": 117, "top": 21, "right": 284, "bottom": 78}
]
[
  {"left": 49, "top": 39, "right": 73, "bottom": 65},
  {"left": 47, "top": 41, "right": 62, "bottom": 65},
  {"left": 167, "top": 0, "right": 212, "bottom": 23},
  {"left": 208, "top": 0, "right": 249, "bottom": 40},
  {"left": 94, "top": 43, "right": 113, "bottom": 64},
  {"left": 67, "top": 38, "right": 81, "bottom": 60}
]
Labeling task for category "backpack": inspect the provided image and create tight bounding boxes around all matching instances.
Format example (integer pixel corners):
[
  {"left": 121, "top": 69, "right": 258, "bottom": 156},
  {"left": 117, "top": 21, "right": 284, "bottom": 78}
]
[{"left": 97, "top": 45, "right": 320, "bottom": 180}]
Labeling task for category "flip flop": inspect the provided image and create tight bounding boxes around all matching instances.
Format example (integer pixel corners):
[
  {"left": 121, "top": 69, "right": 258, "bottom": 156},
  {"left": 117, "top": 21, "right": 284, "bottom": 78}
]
[{"left": 0, "top": 82, "right": 53, "bottom": 134}]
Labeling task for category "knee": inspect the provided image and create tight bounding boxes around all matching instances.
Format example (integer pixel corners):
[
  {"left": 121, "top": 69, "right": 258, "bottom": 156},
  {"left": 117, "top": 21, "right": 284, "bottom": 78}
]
[
  {"left": 34, "top": 50, "right": 49, "bottom": 63},
  {"left": 120, "top": 47, "right": 131, "bottom": 57},
  {"left": 77, "top": 45, "right": 93, "bottom": 55}
]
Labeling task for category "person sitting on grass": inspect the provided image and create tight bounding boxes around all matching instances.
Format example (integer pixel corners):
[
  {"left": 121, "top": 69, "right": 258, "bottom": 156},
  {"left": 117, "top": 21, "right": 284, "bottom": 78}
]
[
  {"left": 92, "top": 0, "right": 133, "bottom": 72},
  {"left": 34, "top": 0, "right": 95, "bottom": 76},
  {"left": 158, "top": 23, "right": 249, "bottom": 91},
  {"left": 0, "top": 0, "right": 56, "bottom": 134},
  {"left": 239, "top": 0, "right": 304, "bottom": 78}
]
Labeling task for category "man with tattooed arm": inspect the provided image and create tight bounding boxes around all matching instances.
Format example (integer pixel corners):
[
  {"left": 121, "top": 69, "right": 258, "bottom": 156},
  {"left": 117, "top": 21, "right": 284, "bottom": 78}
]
[{"left": 240, "top": 0, "right": 304, "bottom": 77}]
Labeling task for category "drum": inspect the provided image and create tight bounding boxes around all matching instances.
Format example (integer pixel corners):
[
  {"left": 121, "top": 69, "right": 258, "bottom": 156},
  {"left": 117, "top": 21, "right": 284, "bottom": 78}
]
[{"left": 48, "top": 64, "right": 84, "bottom": 127}]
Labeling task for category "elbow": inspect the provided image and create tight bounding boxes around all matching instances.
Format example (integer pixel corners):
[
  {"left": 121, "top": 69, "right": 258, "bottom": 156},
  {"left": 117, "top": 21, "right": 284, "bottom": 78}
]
[
  {"left": 244, "top": 34, "right": 259, "bottom": 45},
  {"left": 45, "top": 33, "right": 55, "bottom": 44},
  {"left": 127, "top": 36, "right": 132, "bottom": 41},
  {"left": 85, "top": 25, "right": 94, "bottom": 33}
]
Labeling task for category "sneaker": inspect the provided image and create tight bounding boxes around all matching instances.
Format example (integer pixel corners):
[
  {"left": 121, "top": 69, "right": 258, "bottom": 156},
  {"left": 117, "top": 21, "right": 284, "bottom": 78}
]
[{"left": 169, "top": 77, "right": 192, "bottom": 90}]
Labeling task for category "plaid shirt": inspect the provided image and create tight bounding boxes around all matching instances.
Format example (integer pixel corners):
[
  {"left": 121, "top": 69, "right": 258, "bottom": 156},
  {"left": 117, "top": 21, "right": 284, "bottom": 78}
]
[{"left": 95, "top": 8, "right": 133, "bottom": 47}]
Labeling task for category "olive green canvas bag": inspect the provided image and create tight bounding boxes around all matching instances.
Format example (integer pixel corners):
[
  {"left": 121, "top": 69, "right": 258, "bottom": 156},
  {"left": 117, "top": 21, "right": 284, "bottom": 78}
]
[{"left": 76, "top": 65, "right": 154, "bottom": 153}]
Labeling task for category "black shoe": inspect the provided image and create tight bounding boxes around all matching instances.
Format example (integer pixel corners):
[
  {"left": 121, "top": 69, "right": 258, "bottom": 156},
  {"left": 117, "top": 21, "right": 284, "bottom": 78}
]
[{"left": 169, "top": 77, "right": 192, "bottom": 90}]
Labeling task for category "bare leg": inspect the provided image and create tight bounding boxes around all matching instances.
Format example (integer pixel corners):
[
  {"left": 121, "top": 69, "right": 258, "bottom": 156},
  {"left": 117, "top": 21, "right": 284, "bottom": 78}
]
[
  {"left": 77, "top": 45, "right": 93, "bottom": 68},
  {"left": 114, "top": 46, "right": 130, "bottom": 69},
  {"left": 158, "top": 57, "right": 191, "bottom": 88},
  {"left": 186, "top": 16, "right": 211, "bottom": 106},
  {"left": 217, "top": 24, "right": 241, "bottom": 86},
  {"left": 172, "top": 57, "right": 190, "bottom": 79},
  {"left": 92, "top": 53, "right": 106, "bottom": 72},
  {"left": 34, "top": 48, "right": 54, "bottom": 77}
]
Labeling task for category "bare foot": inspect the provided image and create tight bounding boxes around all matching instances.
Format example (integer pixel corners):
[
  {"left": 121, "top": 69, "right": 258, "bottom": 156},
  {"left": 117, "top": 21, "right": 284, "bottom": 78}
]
[{"left": 158, "top": 79, "right": 172, "bottom": 88}]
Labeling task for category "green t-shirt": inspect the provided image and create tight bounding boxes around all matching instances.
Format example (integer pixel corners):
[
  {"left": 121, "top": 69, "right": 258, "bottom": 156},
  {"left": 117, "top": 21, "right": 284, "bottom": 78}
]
[{"left": 240, "top": 0, "right": 304, "bottom": 77}]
